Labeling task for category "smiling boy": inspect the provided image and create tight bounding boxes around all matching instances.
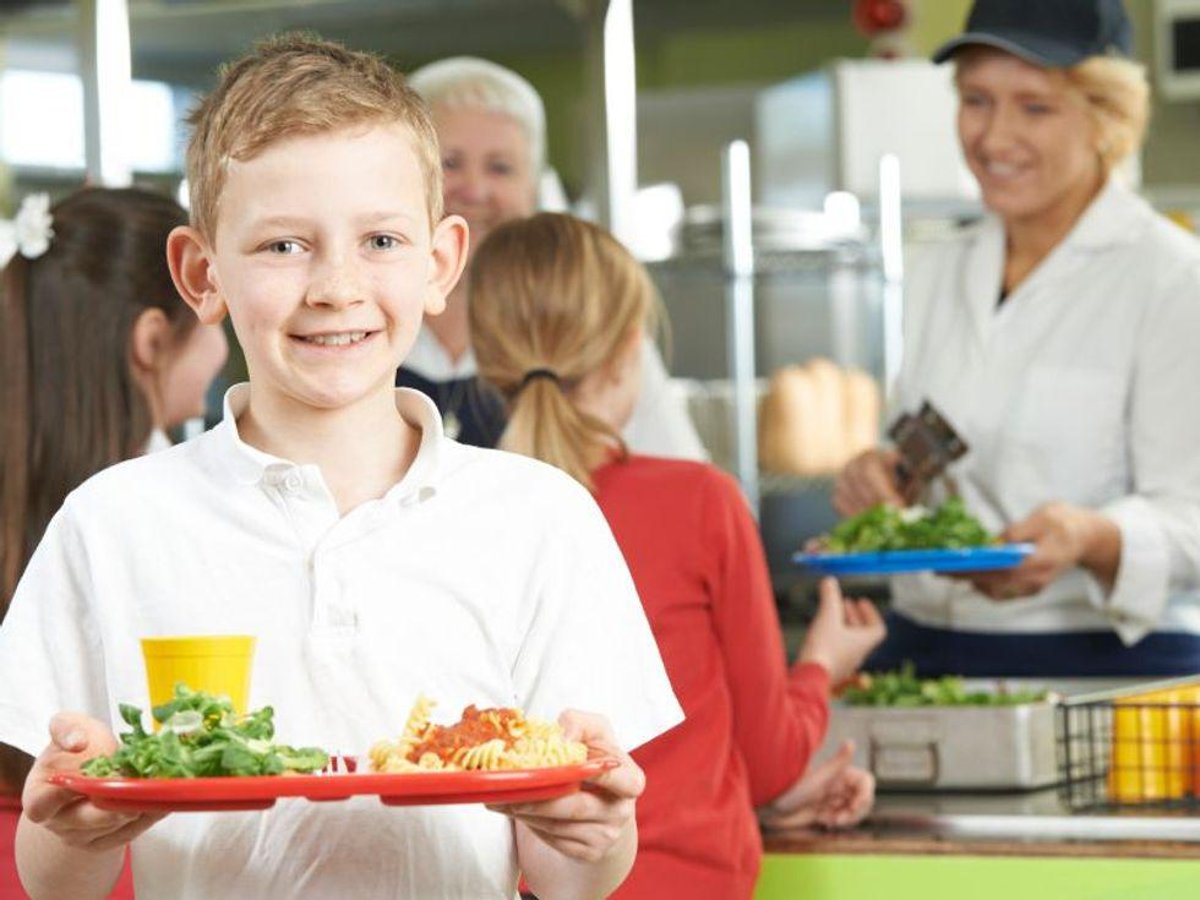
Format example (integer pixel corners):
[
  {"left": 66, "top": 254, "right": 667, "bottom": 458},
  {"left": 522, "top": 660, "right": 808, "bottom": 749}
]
[
  {"left": 179, "top": 122, "right": 447, "bottom": 511},
  {"left": 0, "top": 35, "right": 681, "bottom": 899}
]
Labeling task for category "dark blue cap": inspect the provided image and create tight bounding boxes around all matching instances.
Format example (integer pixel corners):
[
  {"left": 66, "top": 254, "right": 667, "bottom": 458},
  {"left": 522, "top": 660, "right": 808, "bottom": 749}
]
[{"left": 932, "top": 0, "right": 1133, "bottom": 67}]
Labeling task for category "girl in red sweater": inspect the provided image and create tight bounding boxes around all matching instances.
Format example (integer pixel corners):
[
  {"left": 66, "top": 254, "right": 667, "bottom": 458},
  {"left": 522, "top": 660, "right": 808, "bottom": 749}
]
[{"left": 470, "top": 212, "right": 885, "bottom": 899}]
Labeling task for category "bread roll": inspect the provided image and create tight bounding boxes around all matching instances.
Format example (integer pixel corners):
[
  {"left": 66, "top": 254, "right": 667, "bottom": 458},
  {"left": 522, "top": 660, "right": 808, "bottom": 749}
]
[
  {"left": 759, "top": 365, "right": 824, "bottom": 475},
  {"left": 804, "top": 357, "right": 845, "bottom": 474},
  {"left": 843, "top": 368, "right": 881, "bottom": 461},
  {"left": 757, "top": 370, "right": 787, "bottom": 472}
]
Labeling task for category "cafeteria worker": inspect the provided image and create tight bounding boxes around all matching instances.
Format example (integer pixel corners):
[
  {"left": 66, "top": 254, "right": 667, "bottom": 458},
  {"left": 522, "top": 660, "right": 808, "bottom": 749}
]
[
  {"left": 397, "top": 56, "right": 707, "bottom": 459},
  {"left": 835, "top": 0, "right": 1200, "bottom": 677}
]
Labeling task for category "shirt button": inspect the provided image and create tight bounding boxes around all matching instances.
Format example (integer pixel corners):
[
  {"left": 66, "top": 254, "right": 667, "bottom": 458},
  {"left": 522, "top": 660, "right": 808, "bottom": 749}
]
[{"left": 284, "top": 472, "right": 303, "bottom": 492}]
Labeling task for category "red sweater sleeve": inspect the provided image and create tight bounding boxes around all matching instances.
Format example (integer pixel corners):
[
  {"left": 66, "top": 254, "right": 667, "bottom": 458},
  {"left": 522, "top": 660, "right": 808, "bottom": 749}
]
[{"left": 703, "top": 469, "right": 830, "bottom": 807}]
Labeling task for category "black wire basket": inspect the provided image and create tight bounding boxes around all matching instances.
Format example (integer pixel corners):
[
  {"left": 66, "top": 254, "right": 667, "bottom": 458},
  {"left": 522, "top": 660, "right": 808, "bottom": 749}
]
[{"left": 1057, "top": 677, "right": 1200, "bottom": 811}]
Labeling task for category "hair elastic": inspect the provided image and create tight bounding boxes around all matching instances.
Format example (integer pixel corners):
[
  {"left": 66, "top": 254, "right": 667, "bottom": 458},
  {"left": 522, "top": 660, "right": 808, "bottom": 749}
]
[{"left": 519, "top": 368, "right": 561, "bottom": 391}]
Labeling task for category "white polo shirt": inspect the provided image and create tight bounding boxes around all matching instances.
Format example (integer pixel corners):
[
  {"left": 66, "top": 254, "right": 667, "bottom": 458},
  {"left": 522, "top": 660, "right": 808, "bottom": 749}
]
[
  {"left": 0, "top": 385, "right": 683, "bottom": 899},
  {"left": 892, "top": 179, "right": 1200, "bottom": 645}
]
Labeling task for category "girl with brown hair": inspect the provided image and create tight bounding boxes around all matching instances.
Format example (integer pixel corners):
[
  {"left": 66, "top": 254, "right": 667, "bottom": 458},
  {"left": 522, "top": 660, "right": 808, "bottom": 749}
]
[
  {"left": 0, "top": 187, "right": 227, "bottom": 802},
  {"left": 470, "top": 212, "right": 884, "bottom": 899}
]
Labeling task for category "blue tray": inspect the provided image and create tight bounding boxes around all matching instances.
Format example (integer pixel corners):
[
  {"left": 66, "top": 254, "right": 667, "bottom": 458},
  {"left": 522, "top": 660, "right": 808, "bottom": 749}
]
[{"left": 793, "top": 543, "right": 1035, "bottom": 576}]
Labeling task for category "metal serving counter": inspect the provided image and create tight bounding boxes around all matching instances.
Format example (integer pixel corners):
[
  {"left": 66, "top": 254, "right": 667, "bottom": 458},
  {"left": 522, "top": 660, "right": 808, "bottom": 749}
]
[
  {"left": 757, "top": 789, "right": 1200, "bottom": 900},
  {"left": 754, "top": 677, "right": 1200, "bottom": 898},
  {"left": 869, "top": 788, "right": 1200, "bottom": 843}
]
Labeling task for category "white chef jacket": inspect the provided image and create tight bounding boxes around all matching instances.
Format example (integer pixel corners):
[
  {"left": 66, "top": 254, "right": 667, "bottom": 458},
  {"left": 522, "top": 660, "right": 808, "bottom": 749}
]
[
  {"left": 890, "top": 179, "right": 1200, "bottom": 645},
  {"left": 0, "top": 385, "right": 683, "bottom": 899},
  {"left": 406, "top": 327, "right": 710, "bottom": 462}
]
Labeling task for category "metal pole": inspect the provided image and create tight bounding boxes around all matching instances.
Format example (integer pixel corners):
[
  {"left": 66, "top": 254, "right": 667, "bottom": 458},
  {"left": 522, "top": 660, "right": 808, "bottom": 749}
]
[
  {"left": 721, "top": 140, "right": 759, "bottom": 514},
  {"left": 583, "top": 0, "right": 637, "bottom": 246},
  {"left": 878, "top": 152, "right": 904, "bottom": 399},
  {"left": 602, "top": 0, "right": 636, "bottom": 245},
  {"left": 78, "top": 0, "right": 133, "bottom": 187}
]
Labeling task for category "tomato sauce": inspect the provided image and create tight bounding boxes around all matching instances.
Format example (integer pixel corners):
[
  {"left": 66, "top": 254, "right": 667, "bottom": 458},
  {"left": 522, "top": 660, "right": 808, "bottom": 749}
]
[{"left": 407, "top": 705, "right": 522, "bottom": 763}]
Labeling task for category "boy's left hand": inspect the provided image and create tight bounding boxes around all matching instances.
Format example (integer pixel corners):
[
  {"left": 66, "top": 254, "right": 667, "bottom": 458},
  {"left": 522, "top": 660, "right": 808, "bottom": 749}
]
[{"left": 488, "top": 710, "right": 643, "bottom": 862}]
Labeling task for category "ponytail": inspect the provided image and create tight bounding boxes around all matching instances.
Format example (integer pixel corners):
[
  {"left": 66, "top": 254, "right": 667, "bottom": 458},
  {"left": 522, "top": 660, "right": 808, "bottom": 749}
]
[
  {"left": 502, "top": 376, "right": 624, "bottom": 491},
  {"left": 469, "top": 213, "right": 654, "bottom": 492}
]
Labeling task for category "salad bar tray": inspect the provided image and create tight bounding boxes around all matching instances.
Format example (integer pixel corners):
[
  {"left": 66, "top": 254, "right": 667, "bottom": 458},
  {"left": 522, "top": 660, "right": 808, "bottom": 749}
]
[
  {"left": 823, "top": 671, "right": 1059, "bottom": 791},
  {"left": 823, "top": 702, "right": 1059, "bottom": 790}
]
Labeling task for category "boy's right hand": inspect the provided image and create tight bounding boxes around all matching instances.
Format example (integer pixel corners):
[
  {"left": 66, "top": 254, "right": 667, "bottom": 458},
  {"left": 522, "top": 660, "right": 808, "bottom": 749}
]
[
  {"left": 798, "top": 577, "right": 886, "bottom": 686},
  {"left": 22, "top": 712, "right": 165, "bottom": 851},
  {"left": 833, "top": 448, "right": 904, "bottom": 517}
]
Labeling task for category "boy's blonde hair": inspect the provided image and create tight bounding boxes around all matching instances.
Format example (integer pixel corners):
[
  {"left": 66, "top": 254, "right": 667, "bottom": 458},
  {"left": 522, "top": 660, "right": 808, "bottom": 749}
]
[
  {"left": 185, "top": 32, "right": 443, "bottom": 240},
  {"left": 469, "top": 213, "right": 658, "bottom": 491}
]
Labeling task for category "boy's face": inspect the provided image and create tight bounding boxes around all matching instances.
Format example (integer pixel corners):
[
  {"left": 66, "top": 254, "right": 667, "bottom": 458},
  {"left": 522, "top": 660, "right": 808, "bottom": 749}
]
[{"left": 169, "top": 123, "right": 466, "bottom": 416}]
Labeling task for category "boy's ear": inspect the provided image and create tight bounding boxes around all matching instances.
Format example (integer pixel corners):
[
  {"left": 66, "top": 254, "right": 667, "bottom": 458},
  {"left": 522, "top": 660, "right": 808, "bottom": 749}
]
[
  {"left": 167, "top": 225, "right": 228, "bottom": 325},
  {"left": 424, "top": 214, "right": 470, "bottom": 316}
]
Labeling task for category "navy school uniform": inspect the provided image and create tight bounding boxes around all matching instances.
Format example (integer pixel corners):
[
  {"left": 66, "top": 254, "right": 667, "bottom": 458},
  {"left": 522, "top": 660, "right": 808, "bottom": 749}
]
[{"left": 395, "top": 366, "right": 507, "bottom": 449}]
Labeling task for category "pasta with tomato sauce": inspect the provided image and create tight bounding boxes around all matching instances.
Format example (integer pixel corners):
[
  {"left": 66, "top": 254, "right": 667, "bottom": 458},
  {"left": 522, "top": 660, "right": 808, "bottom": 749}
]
[{"left": 369, "top": 696, "right": 588, "bottom": 772}]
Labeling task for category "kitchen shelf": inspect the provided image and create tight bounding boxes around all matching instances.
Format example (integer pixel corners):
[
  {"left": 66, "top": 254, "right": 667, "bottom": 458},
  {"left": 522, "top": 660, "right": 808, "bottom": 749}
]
[
  {"left": 648, "top": 242, "right": 880, "bottom": 278},
  {"left": 758, "top": 471, "right": 836, "bottom": 496}
]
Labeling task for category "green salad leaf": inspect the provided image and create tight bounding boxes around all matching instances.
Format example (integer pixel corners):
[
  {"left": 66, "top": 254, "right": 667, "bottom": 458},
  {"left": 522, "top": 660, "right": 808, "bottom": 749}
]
[
  {"left": 841, "top": 662, "right": 1048, "bottom": 707},
  {"left": 81, "top": 684, "right": 329, "bottom": 778},
  {"left": 824, "top": 498, "right": 993, "bottom": 553}
]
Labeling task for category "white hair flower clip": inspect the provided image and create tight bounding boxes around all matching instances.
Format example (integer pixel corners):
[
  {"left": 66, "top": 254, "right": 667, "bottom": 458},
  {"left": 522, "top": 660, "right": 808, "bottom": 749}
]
[{"left": 0, "top": 193, "right": 54, "bottom": 269}]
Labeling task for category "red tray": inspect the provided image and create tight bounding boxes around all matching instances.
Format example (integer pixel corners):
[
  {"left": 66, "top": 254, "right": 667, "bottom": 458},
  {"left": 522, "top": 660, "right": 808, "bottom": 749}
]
[{"left": 49, "top": 759, "right": 615, "bottom": 813}]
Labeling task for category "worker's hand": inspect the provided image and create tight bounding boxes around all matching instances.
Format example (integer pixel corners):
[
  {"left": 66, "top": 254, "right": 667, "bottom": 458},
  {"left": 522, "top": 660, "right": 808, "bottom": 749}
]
[
  {"left": 833, "top": 448, "right": 905, "bottom": 517},
  {"left": 962, "top": 503, "right": 1119, "bottom": 600}
]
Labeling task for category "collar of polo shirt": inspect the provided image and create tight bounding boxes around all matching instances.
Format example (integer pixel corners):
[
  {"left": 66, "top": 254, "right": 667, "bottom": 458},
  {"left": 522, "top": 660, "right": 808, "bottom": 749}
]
[{"left": 216, "top": 383, "right": 442, "bottom": 504}]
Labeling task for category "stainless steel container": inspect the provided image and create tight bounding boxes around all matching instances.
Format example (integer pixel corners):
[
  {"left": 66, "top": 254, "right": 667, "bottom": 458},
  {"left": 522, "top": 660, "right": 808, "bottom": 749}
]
[
  {"left": 822, "top": 701, "right": 1059, "bottom": 791},
  {"left": 817, "top": 677, "right": 1162, "bottom": 792}
]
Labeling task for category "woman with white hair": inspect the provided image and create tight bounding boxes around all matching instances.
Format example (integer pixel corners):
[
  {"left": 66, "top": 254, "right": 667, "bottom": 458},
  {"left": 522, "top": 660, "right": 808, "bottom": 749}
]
[
  {"left": 398, "top": 56, "right": 708, "bottom": 459},
  {"left": 835, "top": 0, "right": 1200, "bottom": 676}
]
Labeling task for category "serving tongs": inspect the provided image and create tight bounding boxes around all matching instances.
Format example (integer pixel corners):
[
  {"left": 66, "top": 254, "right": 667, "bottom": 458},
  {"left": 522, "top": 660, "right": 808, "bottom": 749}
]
[{"left": 887, "top": 400, "right": 968, "bottom": 504}]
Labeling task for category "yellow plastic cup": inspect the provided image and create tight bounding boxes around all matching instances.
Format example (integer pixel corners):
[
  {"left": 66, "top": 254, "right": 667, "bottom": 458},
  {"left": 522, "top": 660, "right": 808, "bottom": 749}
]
[{"left": 140, "top": 635, "right": 256, "bottom": 726}]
